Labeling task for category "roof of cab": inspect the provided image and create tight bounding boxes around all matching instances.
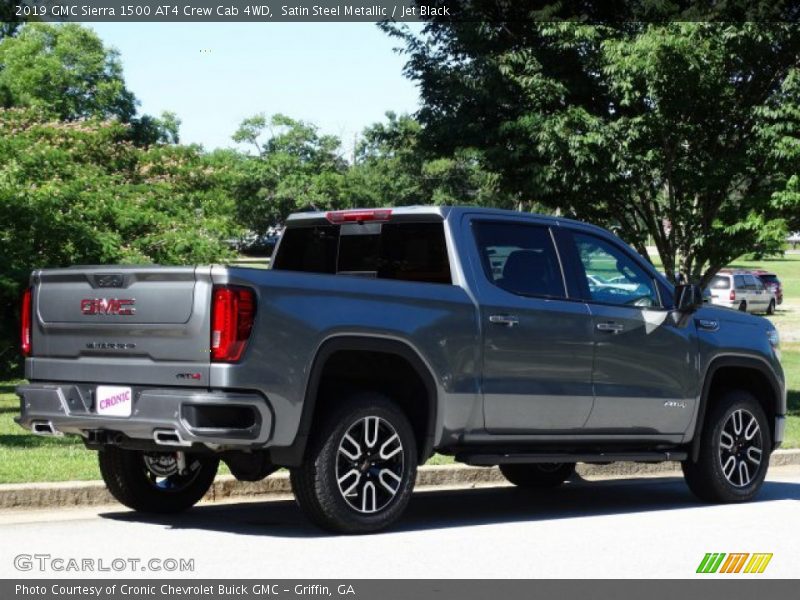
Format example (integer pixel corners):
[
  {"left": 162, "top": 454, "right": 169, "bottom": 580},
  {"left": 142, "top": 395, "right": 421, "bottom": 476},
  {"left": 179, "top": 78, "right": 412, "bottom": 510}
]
[{"left": 285, "top": 205, "right": 610, "bottom": 236}]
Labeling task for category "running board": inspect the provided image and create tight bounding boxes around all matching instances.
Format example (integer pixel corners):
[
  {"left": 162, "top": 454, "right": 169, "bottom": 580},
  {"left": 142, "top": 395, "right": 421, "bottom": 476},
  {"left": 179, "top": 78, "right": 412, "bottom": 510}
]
[{"left": 457, "top": 451, "right": 688, "bottom": 466}]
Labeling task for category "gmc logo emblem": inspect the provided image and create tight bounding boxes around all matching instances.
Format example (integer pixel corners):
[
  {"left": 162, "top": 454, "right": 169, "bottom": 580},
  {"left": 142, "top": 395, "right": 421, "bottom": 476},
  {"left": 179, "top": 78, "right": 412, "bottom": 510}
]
[{"left": 80, "top": 298, "right": 136, "bottom": 316}]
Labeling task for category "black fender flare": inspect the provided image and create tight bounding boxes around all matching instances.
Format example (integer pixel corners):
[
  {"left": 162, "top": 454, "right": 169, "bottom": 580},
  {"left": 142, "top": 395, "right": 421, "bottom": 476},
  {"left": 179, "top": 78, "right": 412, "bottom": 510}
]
[
  {"left": 271, "top": 335, "right": 439, "bottom": 467},
  {"left": 691, "top": 355, "right": 783, "bottom": 462}
]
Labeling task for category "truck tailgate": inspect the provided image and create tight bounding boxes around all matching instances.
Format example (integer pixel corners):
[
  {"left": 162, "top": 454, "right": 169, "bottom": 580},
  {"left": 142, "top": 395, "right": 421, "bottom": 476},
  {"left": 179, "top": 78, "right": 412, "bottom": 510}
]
[{"left": 27, "top": 266, "right": 212, "bottom": 386}]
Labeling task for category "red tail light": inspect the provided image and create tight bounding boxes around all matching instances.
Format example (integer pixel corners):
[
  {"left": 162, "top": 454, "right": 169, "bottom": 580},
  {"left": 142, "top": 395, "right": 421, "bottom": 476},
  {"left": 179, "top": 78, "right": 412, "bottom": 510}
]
[
  {"left": 326, "top": 209, "right": 392, "bottom": 224},
  {"left": 210, "top": 286, "right": 256, "bottom": 362},
  {"left": 729, "top": 290, "right": 736, "bottom": 301},
  {"left": 20, "top": 287, "right": 32, "bottom": 357}
]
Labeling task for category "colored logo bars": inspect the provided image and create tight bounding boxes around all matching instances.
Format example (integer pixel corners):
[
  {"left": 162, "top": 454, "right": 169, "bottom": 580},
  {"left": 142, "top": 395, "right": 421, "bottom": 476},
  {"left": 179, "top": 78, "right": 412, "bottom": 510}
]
[{"left": 696, "top": 553, "right": 773, "bottom": 574}]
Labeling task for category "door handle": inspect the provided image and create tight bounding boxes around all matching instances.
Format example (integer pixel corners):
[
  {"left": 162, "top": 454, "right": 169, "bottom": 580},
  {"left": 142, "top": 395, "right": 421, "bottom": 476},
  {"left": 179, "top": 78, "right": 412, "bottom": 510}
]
[
  {"left": 489, "top": 314, "right": 520, "bottom": 327},
  {"left": 596, "top": 321, "right": 624, "bottom": 334}
]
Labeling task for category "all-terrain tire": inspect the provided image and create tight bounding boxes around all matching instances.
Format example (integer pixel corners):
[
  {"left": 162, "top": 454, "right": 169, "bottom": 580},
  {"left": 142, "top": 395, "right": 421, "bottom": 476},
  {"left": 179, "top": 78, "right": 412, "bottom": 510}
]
[
  {"left": 290, "top": 393, "right": 418, "bottom": 534},
  {"left": 500, "top": 463, "right": 576, "bottom": 489},
  {"left": 99, "top": 446, "right": 218, "bottom": 513},
  {"left": 682, "top": 390, "right": 771, "bottom": 503}
]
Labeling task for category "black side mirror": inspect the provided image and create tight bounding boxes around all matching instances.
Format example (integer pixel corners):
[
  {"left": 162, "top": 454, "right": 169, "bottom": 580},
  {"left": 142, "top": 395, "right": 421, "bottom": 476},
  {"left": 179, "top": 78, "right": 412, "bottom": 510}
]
[{"left": 675, "top": 283, "right": 703, "bottom": 313}]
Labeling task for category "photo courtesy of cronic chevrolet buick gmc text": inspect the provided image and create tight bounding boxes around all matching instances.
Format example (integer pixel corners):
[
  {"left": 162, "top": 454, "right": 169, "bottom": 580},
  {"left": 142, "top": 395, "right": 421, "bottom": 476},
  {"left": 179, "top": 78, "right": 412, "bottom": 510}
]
[{"left": 15, "top": 207, "right": 786, "bottom": 533}]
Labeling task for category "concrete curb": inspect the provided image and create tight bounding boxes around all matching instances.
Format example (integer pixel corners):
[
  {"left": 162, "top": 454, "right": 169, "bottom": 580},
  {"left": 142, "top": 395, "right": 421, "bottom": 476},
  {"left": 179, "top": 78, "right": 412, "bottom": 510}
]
[{"left": 1, "top": 449, "right": 798, "bottom": 511}]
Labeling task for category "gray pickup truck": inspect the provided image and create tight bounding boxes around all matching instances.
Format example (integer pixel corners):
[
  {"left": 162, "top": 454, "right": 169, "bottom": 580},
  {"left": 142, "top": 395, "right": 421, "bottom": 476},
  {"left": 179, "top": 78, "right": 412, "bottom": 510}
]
[{"left": 16, "top": 206, "right": 785, "bottom": 533}]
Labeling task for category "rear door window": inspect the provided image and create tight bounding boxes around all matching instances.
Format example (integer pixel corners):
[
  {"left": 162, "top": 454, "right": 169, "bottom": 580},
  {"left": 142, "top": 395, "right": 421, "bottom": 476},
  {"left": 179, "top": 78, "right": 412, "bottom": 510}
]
[
  {"left": 734, "top": 275, "right": 746, "bottom": 289},
  {"left": 471, "top": 221, "right": 567, "bottom": 299}
]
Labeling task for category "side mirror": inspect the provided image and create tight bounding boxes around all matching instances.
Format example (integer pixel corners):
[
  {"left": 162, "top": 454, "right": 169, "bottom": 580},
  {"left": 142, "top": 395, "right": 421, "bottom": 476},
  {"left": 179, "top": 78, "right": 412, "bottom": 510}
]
[{"left": 675, "top": 283, "right": 703, "bottom": 313}]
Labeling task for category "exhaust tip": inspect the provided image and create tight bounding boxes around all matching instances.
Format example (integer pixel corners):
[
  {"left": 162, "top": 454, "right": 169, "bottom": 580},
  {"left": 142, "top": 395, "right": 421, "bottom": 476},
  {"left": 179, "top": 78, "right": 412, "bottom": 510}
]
[
  {"left": 153, "top": 428, "right": 192, "bottom": 447},
  {"left": 31, "top": 421, "right": 61, "bottom": 436}
]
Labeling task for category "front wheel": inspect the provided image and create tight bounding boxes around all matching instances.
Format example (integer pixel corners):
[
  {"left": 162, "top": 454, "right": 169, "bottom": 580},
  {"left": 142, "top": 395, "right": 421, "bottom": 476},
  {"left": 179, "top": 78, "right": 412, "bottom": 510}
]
[
  {"left": 682, "top": 390, "right": 771, "bottom": 503},
  {"left": 767, "top": 300, "right": 776, "bottom": 315},
  {"left": 291, "top": 393, "right": 418, "bottom": 534},
  {"left": 99, "top": 447, "right": 219, "bottom": 513},
  {"left": 500, "top": 462, "right": 576, "bottom": 488}
]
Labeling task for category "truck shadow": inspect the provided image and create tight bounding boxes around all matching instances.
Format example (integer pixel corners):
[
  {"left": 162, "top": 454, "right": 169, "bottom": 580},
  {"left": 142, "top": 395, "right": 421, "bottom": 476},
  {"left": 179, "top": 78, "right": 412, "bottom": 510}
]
[{"left": 100, "top": 474, "right": 800, "bottom": 538}]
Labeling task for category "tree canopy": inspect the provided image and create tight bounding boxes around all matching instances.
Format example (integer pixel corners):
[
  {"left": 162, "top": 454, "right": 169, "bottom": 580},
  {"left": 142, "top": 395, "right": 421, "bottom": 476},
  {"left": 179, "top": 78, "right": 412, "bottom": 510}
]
[{"left": 385, "top": 20, "right": 800, "bottom": 284}]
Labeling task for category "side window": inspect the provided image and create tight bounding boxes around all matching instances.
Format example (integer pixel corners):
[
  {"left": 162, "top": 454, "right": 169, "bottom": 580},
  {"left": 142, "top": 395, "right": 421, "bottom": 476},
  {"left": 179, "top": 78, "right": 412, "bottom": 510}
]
[
  {"left": 743, "top": 274, "right": 760, "bottom": 291},
  {"left": 472, "top": 221, "right": 566, "bottom": 299},
  {"left": 734, "top": 275, "right": 746, "bottom": 289},
  {"left": 572, "top": 232, "right": 660, "bottom": 308}
]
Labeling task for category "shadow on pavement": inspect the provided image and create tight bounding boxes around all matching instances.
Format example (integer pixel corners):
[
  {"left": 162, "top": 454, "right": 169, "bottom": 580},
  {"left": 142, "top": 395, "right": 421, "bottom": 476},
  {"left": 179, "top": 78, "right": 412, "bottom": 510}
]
[{"left": 99, "top": 474, "right": 800, "bottom": 538}]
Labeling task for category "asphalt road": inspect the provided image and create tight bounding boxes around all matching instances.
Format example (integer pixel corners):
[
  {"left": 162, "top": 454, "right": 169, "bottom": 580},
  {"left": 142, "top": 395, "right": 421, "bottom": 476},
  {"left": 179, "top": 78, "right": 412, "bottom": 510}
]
[{"left": 1, "top": 466, "right": 798, "bottom": 579}]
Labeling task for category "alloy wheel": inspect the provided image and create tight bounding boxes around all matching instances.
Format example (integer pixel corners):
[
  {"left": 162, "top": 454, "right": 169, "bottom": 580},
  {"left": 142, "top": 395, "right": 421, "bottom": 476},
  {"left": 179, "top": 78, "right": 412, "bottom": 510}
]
[
  {"left": 335, "top": 416, "right": 405, "bottom": 514},
  {"left": 718, "top": 409, "right": 763, "bottom": 488}
]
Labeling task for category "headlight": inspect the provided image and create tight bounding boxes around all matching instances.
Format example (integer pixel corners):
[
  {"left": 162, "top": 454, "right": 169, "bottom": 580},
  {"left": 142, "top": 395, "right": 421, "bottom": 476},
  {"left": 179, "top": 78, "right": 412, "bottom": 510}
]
[{"left": 767, "top": 328, "right": 780, "bottom": 359}]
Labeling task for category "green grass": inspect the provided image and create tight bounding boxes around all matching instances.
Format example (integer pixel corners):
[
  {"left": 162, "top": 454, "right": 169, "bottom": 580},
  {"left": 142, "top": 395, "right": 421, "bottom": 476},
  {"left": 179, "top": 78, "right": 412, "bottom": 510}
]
[
  {"left": 0, "top": 382, "right": 101, "bottom": 483},
  {"left": 1, "top": 253, "right": 799, "bottom": 484}
]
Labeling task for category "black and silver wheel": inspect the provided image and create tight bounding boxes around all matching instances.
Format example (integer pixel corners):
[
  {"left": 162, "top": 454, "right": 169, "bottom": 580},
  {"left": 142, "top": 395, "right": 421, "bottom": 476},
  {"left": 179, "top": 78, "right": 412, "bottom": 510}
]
[
  {"left": 99, "top": 446, "right": 218, "bottom": 513},
  {"left": 767, "top": 300, "right": 776, "bottom": 315},
  {"left": 683, "top": 390, "right": 770, "bottom": 503},
  {"left": 291, "top": 393, "right": 417, "bottom": 533},
  {"left": 500, "top": 462, "right": 575, "bottom": 489}
]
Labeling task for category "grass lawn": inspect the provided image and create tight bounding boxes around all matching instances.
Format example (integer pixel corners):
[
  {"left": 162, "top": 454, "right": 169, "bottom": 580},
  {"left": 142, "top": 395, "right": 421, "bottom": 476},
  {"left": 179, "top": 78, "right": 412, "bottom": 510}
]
[{"left": 1, "top": 254, "right": 799, "bottom": 484}]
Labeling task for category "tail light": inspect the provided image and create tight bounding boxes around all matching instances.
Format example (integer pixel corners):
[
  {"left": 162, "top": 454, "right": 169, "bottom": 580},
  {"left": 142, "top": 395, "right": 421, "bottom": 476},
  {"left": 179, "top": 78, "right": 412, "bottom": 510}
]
[
  {"left": 729, "top": 290, "right": 736, "bottom": 301},
  {"left": 20, "top": 287, "right": 32, "bottom": 357},
  {"left": 210, "top": 286, "right": 256, "bottom": 362}
]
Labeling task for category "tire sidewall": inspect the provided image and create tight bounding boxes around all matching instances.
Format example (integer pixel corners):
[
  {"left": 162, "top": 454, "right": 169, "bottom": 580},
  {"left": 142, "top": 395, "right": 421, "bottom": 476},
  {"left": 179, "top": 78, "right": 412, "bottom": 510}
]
[
  {"left": 311, "top": 395, "right": 418, "bottom": 532},
  {"left": 703, "top": 392, "right": 771, "bottom": 502}
]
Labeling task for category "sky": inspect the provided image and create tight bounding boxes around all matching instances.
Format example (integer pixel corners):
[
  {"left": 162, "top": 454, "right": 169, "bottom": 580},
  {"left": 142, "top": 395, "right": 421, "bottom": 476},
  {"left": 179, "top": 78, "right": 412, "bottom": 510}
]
[{"left": 88, "top": 23, "right": 422, "bottom": 154}]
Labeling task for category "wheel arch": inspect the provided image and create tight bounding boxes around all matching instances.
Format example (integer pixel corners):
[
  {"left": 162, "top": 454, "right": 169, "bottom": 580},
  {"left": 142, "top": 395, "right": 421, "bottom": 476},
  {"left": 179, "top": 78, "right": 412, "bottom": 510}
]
[
  {"left": 691, "top": 355, "right": 783, "bottom": 461},
  {"left": 273, "top": 335, "right": 440, "bottom": 467}
]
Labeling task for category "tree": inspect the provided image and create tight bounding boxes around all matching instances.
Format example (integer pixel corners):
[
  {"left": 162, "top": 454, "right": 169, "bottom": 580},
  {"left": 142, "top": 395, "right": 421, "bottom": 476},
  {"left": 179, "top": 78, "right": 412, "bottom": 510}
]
[
  {"left": 386, "top": 19, "right": 800, "bottom": 284},
  {"left": 231, "top": 113, "right": 349, "bottom": 232},
  {"left": 0, "top": 108, "right": 240, "bottom": 372},
  {"left": 0, "top": 23, "right": 136, "bottom": 121},
  {"left": 347, "top": 112, "right": 515, "bottom": 209}
]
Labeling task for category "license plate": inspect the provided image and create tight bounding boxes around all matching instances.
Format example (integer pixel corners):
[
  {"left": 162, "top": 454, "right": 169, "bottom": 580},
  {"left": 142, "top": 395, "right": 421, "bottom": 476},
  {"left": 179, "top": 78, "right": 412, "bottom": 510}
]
[{"left": 96, "top": 386, "right": 133, "bottom": 417}]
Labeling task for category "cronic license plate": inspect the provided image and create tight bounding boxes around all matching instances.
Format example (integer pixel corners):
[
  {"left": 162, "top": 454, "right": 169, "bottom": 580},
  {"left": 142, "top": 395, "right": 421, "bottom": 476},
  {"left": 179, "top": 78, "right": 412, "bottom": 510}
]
[{"left": 96, "top": 386, "right": 132, "bottom": 417}]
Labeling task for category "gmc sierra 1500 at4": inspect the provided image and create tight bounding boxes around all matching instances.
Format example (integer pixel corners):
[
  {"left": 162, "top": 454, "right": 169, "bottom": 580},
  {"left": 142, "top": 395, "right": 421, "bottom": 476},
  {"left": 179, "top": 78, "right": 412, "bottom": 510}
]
[{"left": 16, "top": 206, "right": 786, "bottom": 533}]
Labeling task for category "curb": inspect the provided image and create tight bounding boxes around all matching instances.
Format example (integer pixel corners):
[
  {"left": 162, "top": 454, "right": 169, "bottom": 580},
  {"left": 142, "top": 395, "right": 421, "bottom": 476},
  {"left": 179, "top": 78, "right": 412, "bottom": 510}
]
[{"left": 1, "top": 449, "right": 798, "bottom": 511}]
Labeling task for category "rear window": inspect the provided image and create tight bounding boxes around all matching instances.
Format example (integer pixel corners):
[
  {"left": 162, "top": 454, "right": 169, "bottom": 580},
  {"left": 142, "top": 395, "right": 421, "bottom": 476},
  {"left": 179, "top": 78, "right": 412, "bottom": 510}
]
[
  {"left": 272, "top": 221, "right": 451, "bottom": 284},
  {"left": 710, "top": 276, "right": 730, "bottom": 289}
]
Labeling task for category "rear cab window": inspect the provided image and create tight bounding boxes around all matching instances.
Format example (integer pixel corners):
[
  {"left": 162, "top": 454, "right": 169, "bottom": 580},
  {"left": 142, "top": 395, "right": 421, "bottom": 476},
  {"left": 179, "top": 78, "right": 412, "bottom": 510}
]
[{"left": 272, "top": 220, "right": 452, "bottom": 285}]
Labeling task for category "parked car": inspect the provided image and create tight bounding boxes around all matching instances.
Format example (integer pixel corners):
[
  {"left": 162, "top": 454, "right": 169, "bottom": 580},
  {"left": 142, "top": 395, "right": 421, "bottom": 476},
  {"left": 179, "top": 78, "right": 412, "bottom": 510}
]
[
  {"left": 16, "top": 207, "right": 785, "bottom": 533},
  {"left": 787, "top": 231, "right": 800, "bottom": 249},
  {"left": 752, "top": 270, "right": 783, "bottom": 306},
  {"left": 707, "top": 270, "right": 776, "bottom": 315}
]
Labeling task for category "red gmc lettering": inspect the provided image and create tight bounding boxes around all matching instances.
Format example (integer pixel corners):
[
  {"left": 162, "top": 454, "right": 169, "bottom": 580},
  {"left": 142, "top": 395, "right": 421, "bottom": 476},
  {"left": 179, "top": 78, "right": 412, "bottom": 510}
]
[{"left": 80, "top": 298, "right": 135, "bottom": 316}]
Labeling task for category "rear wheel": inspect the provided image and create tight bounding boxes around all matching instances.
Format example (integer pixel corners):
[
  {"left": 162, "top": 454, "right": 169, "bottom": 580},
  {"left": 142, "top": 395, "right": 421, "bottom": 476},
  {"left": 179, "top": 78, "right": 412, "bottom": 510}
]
[
  {"left": 99, "top": 447, "right": 218, "bottom": 513},
  {"left": 290, "top": 393, "right": 418, "bottom": 533},
  {"left": 500, "top": 462, "right": 576, "bottom": 489},
  {"left": 738, "top": 301, "right": 747, "bottom": 312},
  {"left": 682, "top": 390, "right": 770, "bottom": 503}
]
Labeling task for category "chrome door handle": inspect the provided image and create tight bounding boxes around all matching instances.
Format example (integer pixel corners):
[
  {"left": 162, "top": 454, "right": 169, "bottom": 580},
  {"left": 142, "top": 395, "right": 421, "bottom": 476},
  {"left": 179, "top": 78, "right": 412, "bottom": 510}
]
[
  {"left": 489, "top": 314, "right": 520, "bottom": 327},
  {"left": 596, "top": 321, "right": 624, "bottom": 333}
]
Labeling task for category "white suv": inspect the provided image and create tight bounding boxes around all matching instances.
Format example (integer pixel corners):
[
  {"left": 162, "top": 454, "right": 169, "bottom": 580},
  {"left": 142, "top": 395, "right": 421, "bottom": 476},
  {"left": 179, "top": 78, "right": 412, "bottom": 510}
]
[{"left": 707, "top": 271, "right": 776, "bottom": 314}]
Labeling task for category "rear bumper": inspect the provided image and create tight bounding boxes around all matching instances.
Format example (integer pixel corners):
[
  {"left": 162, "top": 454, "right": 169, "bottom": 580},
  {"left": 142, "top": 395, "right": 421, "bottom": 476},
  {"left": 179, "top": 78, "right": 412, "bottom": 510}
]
[{"left": 15, "top": 383, "right": 272, "bottom": 449}]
